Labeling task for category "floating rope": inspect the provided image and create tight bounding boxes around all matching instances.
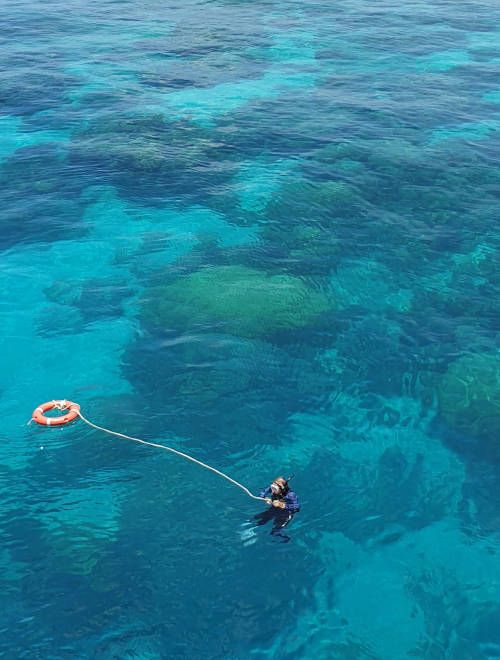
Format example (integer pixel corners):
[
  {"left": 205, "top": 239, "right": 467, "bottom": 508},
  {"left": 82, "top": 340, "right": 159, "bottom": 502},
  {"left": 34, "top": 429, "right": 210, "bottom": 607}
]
[{"left": 76, "top": 409, "right": 266, "bottom": 502}]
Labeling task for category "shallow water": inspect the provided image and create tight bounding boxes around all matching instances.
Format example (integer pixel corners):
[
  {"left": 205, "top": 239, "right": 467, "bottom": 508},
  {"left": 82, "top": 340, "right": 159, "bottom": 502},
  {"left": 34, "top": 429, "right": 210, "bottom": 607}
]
[{"left": 1, "top": 0, "right": 499, "bottom": 657}]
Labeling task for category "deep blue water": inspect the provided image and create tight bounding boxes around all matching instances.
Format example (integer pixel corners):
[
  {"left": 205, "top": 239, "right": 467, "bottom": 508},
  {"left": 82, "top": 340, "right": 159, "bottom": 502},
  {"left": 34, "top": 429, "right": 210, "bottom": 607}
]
[{"left": 1, "top": 0, "right": 499, "bottom": 656}]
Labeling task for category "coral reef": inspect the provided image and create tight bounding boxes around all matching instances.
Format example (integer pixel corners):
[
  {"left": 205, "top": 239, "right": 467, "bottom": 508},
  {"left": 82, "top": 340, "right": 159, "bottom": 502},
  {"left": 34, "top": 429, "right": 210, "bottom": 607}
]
[
  {"left": 142, "top": 265, "right": 332, "bottom": 338},
  {"left": 438, "top": 351, "right": 500, "bottom": 445},
  {"left": 69, "top": 114, "right": 239, "bottom": 202},
  {"left": 265, "top": 177, "right": 361, "bottom": 224},
  {"left": 0, "top": 144, "right": 86, "bottom": 249},
  {"left": 124, "top": 332, "right": 333, "bottom": 450}
]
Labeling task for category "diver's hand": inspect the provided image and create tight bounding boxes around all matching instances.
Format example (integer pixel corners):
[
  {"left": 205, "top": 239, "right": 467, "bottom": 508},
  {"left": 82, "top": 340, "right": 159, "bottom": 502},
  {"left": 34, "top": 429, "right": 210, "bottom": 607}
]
[
  {"left": 265, "top": 498, "right": 272, "bottom": 505},
  {"left": 272, "top": 500, "right": 286, "bottom": 509}
]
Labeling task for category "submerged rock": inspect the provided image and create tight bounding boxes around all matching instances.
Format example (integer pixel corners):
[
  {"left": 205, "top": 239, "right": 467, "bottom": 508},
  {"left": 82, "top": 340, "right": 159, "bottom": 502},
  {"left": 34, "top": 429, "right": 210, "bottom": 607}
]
[
  {"left": 142, "top": 265, "right": 332, "bottom": 338},
  {"left": 69, "top": 113, "right": 237, "bottom": 202},
  {"left": 265, "top": 178, "right": 360, "bottom": 223},
  {"left": 0, "top": 145, "right": 86, "bottom": 250},
  {"left": 270, "top": 521, "right": 499, "bottom": 658},
  {"left": 124, "top": 331, "right": 333, "bottom": 451},
  {"left": 72, "top": 114, "right": 172, "bottom": 173},
  {"left": 40, "top": 483, "right": 123, "bottom": 577},
  {"left": 437, "top": 351, "right": 500, "bottom": 444}
]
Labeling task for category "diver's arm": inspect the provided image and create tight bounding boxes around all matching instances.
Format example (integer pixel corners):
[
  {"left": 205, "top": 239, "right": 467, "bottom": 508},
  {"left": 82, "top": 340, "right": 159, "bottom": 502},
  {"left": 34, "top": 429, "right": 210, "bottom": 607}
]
[{"left": 284, "top": 491, "right": 300, "bottom": 512}]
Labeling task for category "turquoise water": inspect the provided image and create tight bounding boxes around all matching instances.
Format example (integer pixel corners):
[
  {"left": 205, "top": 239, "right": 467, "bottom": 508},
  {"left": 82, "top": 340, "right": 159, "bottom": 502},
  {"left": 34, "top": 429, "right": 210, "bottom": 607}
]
[{"left": 1, "top": 0, "right": 499, "bottom": 656}]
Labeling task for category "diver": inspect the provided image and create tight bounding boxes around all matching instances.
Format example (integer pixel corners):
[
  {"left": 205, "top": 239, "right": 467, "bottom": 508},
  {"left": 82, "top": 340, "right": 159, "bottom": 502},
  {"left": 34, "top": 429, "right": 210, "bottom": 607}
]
[{"left": 253, "top": 476, "right": 300, "bottom": 541}]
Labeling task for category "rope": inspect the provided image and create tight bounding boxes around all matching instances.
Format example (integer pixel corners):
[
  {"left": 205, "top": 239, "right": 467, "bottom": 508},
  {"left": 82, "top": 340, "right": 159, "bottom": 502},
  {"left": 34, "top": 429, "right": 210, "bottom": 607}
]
[{"left": 76, "top": 410, "right": 267, "bottom": 503}]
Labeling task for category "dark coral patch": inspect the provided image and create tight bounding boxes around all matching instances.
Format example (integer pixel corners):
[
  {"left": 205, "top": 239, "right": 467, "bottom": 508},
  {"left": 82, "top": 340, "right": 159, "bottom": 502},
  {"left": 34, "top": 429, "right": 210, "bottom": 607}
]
[{"left": 0, "top": 144, "right": 87, "bottom": 250}]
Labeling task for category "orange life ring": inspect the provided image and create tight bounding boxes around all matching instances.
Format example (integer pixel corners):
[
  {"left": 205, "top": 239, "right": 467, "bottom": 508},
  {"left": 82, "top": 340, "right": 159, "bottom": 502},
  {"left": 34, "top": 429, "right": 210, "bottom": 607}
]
[{"left": 32, "top": 400, "right": 80, "bottom": 426}]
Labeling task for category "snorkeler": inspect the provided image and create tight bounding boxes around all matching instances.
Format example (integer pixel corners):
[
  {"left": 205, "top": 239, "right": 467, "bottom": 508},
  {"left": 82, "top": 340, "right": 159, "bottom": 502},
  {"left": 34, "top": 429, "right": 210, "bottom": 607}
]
[{"left": 252, "top": 476, "right": 300, "bottom": 541}]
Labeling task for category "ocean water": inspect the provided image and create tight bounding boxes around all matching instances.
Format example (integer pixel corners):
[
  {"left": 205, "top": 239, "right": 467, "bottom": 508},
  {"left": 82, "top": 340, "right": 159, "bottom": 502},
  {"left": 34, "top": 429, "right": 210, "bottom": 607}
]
[{"left": 1, "top": 0, "right": 499, "bottom": 656}]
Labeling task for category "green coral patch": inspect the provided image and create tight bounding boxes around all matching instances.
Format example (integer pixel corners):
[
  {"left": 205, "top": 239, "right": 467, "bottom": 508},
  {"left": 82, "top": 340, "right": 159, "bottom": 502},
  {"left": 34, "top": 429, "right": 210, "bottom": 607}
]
[
  {"left": 438, "top": 351, "right": 500, "bottom": 442},
  {"left": 266, "top": 178, "right": 359, "bottom": 221},
  {"left": 143, "top": 265, "right": 332, "bottom": 338}
]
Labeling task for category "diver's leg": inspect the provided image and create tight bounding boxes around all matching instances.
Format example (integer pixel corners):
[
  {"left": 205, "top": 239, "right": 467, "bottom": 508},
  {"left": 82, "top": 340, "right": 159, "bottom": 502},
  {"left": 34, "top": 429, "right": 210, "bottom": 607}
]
[{"left": 271, "top": 512, "right": 293, "bottom": 541}]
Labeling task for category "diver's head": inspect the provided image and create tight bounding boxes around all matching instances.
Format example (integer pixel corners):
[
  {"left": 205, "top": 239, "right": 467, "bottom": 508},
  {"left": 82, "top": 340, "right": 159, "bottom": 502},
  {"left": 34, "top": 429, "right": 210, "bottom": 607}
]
[{"left": 270, "top": 476, "right": 288, "bottom": 495}]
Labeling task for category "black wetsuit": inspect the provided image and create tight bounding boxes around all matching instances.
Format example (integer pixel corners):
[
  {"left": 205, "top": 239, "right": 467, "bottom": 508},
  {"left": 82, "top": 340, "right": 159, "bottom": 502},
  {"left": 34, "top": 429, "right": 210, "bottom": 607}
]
[{"left": 254, "top": 486, "right": 300, "bottom": 540}]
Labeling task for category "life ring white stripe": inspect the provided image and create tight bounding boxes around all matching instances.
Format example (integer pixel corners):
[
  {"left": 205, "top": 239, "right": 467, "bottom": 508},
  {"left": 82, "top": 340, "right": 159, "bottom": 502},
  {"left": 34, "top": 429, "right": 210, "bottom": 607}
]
[{"left": 31, "top": 400, "right": 80, "bottom": 426}]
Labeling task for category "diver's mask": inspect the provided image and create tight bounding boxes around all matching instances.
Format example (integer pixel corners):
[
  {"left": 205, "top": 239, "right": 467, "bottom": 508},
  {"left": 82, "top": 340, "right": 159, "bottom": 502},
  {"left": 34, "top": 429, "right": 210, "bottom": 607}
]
[{"left": 270, "top": 482, "right": 282, "bottom": 495}]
